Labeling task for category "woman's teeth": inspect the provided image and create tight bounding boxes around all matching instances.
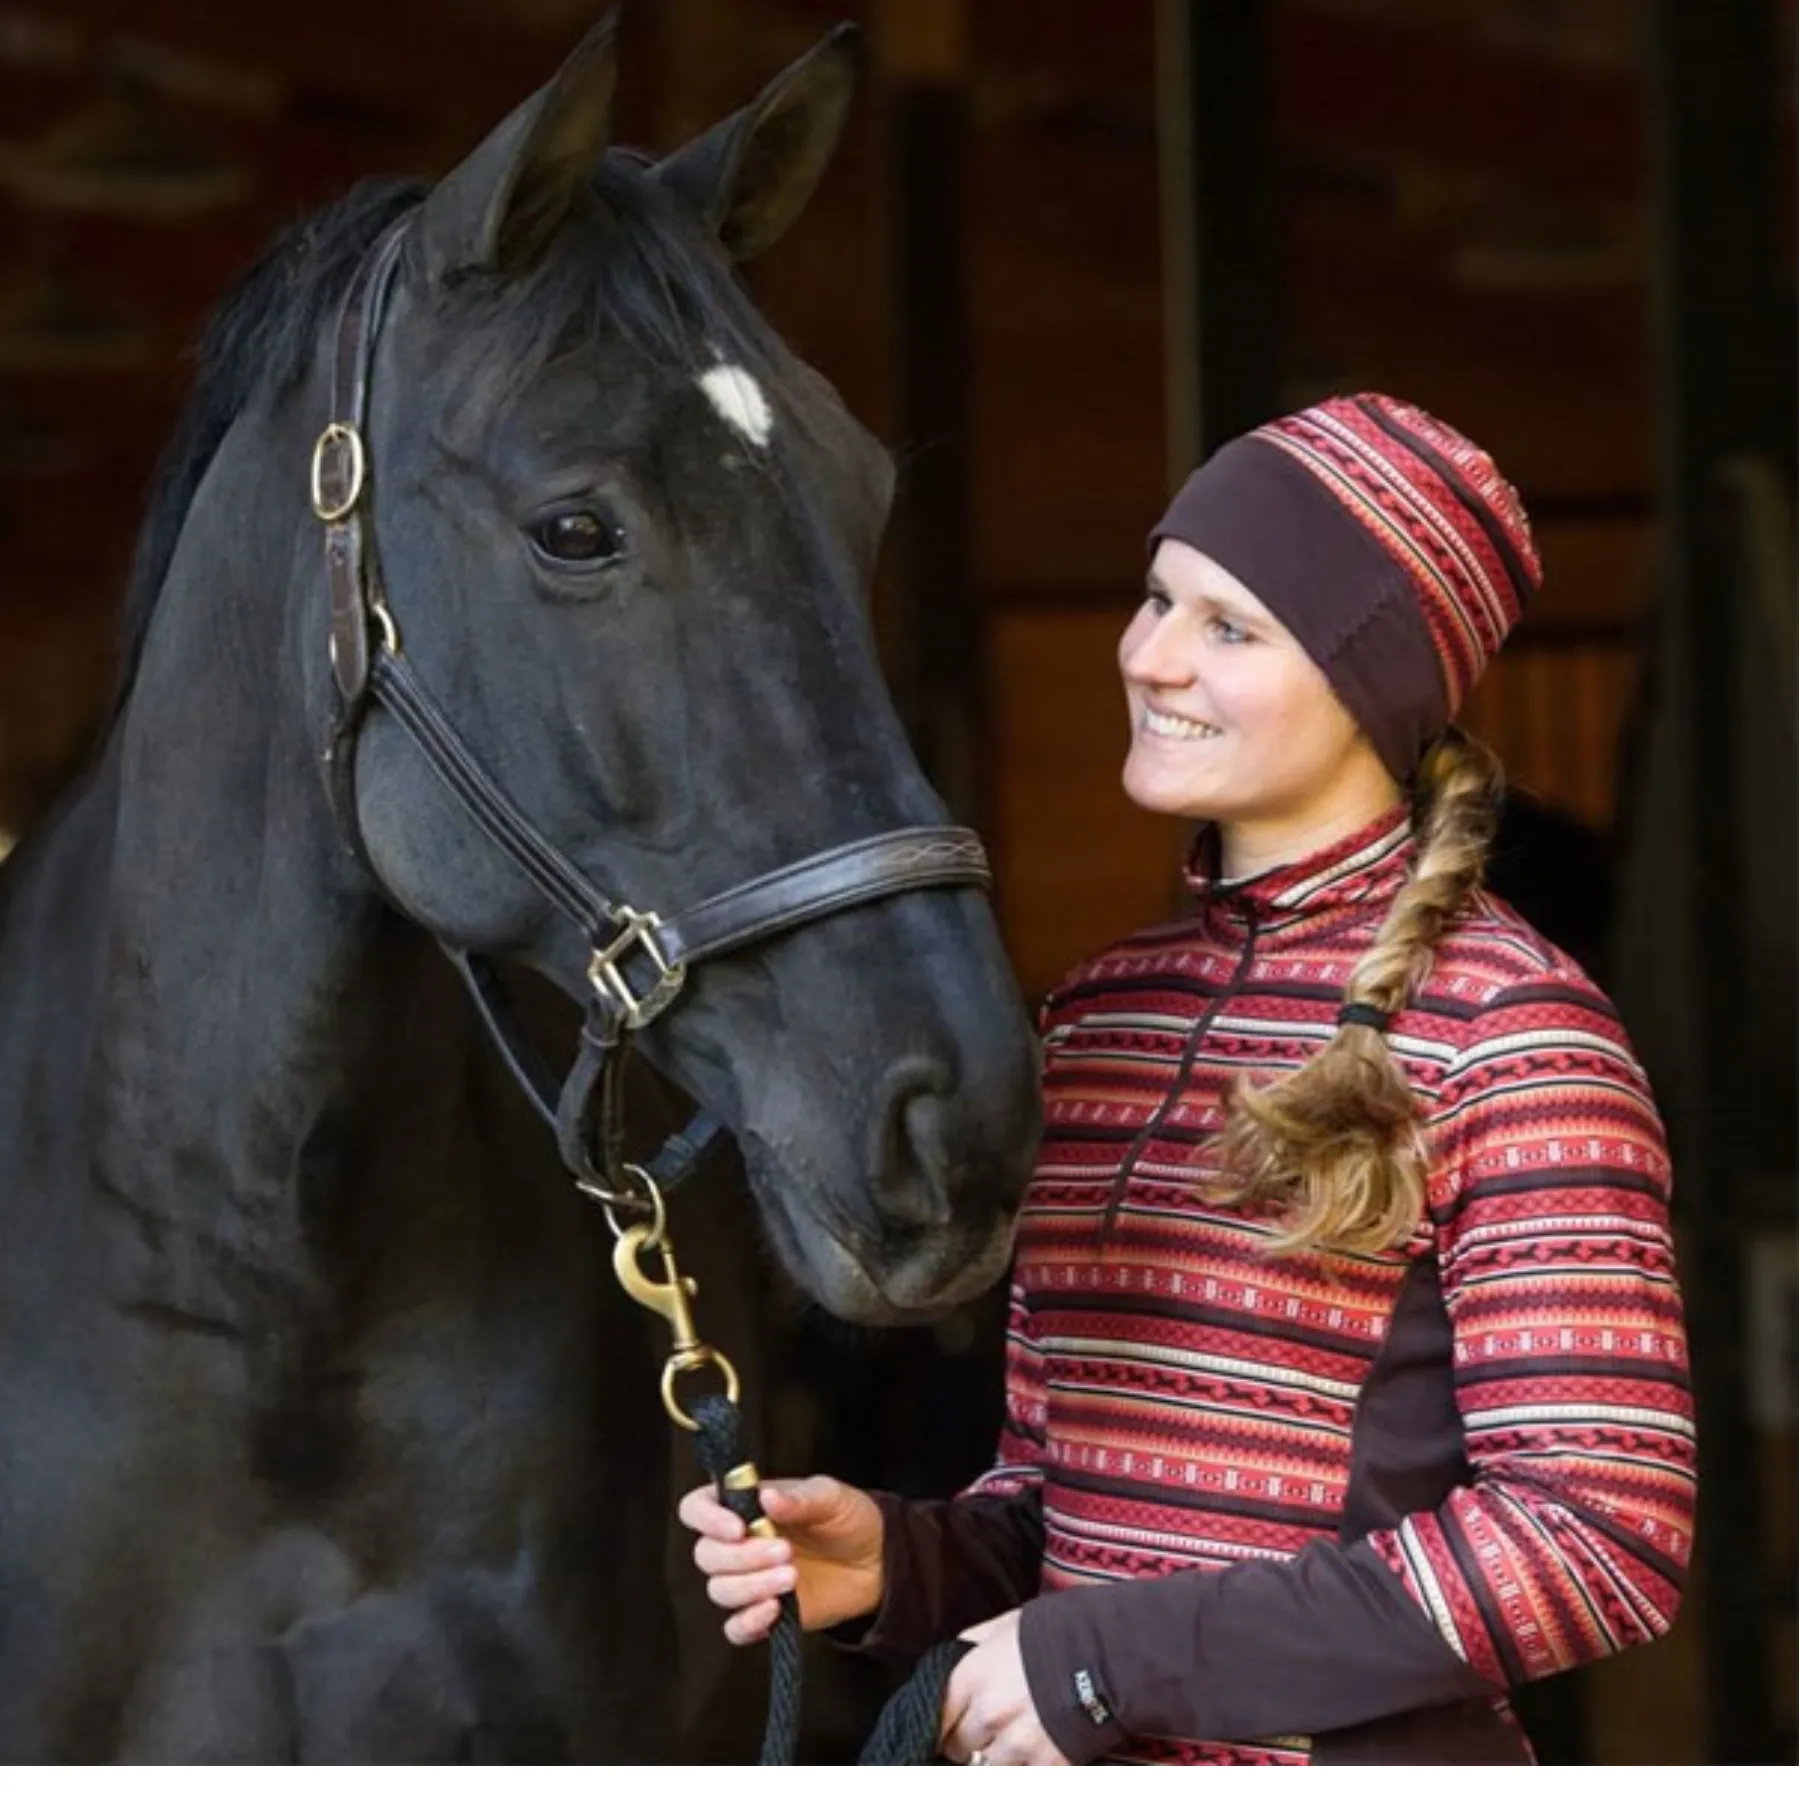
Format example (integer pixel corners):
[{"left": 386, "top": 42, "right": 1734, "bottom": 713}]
[{"left": 1141, "top": 708, "right": 1221, "bottom": 741}]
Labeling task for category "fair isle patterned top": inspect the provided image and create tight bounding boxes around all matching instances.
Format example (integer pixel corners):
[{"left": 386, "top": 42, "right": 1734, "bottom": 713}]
[{"left": 862, "top": 808, "right": 1694, "bottom": 1765}]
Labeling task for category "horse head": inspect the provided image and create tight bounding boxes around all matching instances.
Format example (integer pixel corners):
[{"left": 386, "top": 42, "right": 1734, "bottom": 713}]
[{"left": 319, "top": 15, "right": 1040, "bottom": 1324}]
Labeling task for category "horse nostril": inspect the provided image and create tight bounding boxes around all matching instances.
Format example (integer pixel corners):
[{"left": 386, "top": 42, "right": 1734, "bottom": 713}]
[
  {"left": 902, "top": 1089, "right": 953, "bottom": 1196},
  {"left": 870, "top": 1058, "right": 955, "bottom": 1228}
]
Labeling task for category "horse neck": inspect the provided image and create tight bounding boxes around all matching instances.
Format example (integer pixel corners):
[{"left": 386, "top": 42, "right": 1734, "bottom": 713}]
[{"left": 88, "top": 389, "right": 443, "bottom": 1306}]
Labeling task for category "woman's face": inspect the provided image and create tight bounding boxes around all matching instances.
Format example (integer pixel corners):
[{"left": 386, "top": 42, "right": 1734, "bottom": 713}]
[{"left": 1118, "top": 538, "right": 1383, "bottom": 825}]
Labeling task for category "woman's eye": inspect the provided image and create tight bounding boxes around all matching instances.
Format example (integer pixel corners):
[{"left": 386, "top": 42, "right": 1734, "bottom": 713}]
[
  {"left": 1210, "top": 616, "right": 1248, "bottom": 643},
  {"left": 1144, "top": 591, "right": 1172, "bottom": 616},
  {"left": 531, "top": 511, "right": 623, "bottom": 566}
]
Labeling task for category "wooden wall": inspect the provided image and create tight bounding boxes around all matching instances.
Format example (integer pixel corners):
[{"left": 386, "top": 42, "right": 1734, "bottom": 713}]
[{"left": 0, "top": 3, "right": 1665, "bottom": 934}]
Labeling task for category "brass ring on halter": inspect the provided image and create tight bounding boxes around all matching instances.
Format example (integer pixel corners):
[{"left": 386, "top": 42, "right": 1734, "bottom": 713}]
[
  {"left": 661, "top": 1344, "right": 740, "bottom": 1432},
  {"left": 578, "top": 1162, "right": 666, "bottom": 1245},
  {"left": 369, "top": 595, "right": 402, "bottom": 657},
  {"left": 620, "top": 1163, "right": 667, "bottom": 1247}
]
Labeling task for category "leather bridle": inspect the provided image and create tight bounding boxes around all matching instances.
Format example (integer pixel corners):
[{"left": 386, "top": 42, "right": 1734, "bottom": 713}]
[{"left": 309, "top": 215, "right": 994, "bottom": 1227}]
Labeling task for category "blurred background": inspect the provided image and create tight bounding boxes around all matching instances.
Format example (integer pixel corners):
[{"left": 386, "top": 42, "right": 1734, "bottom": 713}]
[{"left": 0, "top": 0, "right": 1792, "bottom": 1766}]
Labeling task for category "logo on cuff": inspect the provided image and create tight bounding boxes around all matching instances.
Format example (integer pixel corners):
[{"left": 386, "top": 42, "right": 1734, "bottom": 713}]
[{"left": 1073, "top": 1667, "right": 1112, "bottom": 1728}]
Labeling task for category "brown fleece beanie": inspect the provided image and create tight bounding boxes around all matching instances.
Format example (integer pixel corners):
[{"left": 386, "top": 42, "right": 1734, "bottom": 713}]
[{"left": 1149, "top": 393, "right": 1541, "bottom": 781}]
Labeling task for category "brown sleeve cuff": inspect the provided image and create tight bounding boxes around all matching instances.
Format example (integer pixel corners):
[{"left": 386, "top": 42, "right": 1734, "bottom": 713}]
[
  {"left": 1015, "top": 1539, "right": 1496, "bottom": 1751},
  {"left": 1019, "top": 1593, "right": 1131, "bottom": 1763},
  {"left": 833, "top": 1488, "right": 1045, "bottom": 1663}
]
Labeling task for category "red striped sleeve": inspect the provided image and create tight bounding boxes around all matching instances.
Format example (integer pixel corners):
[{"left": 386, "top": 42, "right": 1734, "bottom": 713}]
[{"left": 1367, "top": 974, "right": 1696, "bottom": 1683}]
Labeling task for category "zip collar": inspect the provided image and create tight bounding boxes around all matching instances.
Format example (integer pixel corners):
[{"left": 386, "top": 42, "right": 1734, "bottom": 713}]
[{"left": 1183, "top": 804, "right": 1415, "bottom": 934}]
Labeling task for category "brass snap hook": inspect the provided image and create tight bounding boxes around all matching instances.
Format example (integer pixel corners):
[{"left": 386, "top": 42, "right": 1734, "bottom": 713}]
[
  {"left": 611, "top": 1186, "right": 739, "bottom": 1432},
  {"left": 612, "top": 1221, "right": 697, "bottom": 1348}
]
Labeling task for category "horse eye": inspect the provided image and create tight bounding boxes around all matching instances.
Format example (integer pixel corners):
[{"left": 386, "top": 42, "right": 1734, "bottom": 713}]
[{"left": 531, "top": 511, "right": 623, "bottom": 566}]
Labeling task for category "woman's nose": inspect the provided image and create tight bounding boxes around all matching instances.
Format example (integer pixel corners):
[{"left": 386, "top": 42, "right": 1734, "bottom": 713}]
[{"left": 1120, "top": 610, "right": 1193, "bottom": 688}]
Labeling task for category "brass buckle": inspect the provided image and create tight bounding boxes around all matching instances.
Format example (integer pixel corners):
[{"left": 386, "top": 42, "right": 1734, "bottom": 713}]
[
  {"left": 311, "top": 422, "right": 367, "bottom": 523},
  {"left": 588, "top": 907, "right": 685, "bottom": 1031}
]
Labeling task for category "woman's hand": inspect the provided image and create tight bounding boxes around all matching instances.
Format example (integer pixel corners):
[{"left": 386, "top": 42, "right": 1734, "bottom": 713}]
[
  {"left": 677, "top": 1474, "right": 885, "bottom": 1645},
  {"left": 939, "top": 1609, "right": 1070, "bottom": 1766}
]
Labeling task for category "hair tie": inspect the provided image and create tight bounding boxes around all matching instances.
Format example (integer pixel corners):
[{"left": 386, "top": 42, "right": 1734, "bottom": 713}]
[{"left": 1337, "top": 1002, "right": 1392, "bottom": 1033}]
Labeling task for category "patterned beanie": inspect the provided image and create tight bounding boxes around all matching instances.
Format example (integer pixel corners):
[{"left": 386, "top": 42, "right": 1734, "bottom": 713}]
[{"left": 1149, "top": 393, "right": 1541, "bottom": 781}]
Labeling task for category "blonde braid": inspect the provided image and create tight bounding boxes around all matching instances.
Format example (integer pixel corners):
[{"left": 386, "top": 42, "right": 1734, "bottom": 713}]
[{"left": 1211, "top": 728, "right": 1504, "bottom": 1255}]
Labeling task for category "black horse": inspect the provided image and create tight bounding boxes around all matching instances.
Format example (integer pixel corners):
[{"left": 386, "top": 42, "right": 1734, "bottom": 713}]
[{"left": 0, "top": 18, "right": 1039, "bottom": 1762}]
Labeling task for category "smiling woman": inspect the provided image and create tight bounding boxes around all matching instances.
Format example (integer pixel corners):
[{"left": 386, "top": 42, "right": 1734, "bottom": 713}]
[
  {"left": 1119, "top": 544, "right": 1397, "bottom": 870},
  {"left": 681, "top": 392, "right": 1696, "bottom": 1768}
]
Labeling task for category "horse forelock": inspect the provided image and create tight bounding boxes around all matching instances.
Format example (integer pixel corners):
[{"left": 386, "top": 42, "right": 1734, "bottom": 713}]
[{"left": 437, "top": 155, "right": 817, "bottom": 446}]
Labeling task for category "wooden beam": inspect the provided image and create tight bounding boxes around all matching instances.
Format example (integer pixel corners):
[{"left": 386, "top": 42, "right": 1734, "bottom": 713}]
[
  {"left": 871, "top": 0, "right": 986, "bottom": 829},
  {"left": 1154, "top": 0, "right": 1280, "bottom": 481}
]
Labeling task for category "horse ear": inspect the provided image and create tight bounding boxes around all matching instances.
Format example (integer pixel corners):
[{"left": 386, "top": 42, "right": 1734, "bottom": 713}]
[
  {"left": 653, "top": 22, "right": 860, "bottom": 262},
  {"left": 413, "top": 11, "right": 620, "bottom": 284}
]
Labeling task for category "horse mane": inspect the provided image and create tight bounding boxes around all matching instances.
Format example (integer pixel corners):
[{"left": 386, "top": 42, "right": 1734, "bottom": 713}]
[
  {"left": 110, "top": 179, "right": 426, "bottom": 718},
  {"left": 108, "top": 154, "right": 792, "bottom": 724}
]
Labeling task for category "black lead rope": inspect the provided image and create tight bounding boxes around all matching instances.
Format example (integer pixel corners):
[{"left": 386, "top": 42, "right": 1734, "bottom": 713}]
[
  {"left": 690, "top": 1393, "right": 968, "bottom": 1765},
  {"left": 855, "top": 1640, "right": 974, "bottom": 1767},
  {"left": 689, "top": 1393, "right": 804, "bottom": 1764}
]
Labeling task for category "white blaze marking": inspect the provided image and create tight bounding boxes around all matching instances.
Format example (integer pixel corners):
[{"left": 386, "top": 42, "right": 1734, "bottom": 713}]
[{"left": 697, "top": 363, "right": 773, "bottom": 446}]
